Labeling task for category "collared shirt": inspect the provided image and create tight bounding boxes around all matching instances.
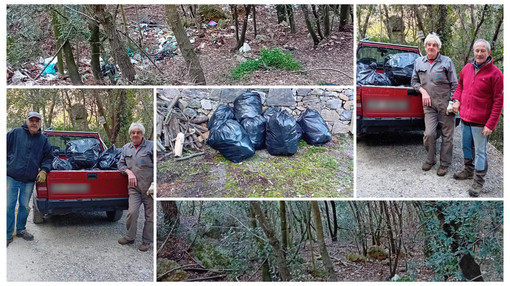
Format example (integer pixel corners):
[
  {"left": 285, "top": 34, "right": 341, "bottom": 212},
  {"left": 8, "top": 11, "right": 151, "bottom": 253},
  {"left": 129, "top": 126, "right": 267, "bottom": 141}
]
[
  {"left": 411, "top": 53, "right": 458, "bottom": 110},
  {"left": 118, "top": 138, "right": 154, "bottom": 192}
]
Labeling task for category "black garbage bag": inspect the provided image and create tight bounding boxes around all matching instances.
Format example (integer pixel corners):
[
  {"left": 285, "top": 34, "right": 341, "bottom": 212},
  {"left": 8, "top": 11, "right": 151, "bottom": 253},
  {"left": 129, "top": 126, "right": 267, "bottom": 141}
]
[
  {"left": 98, "top": 145, "right": 122, "bottom": 170},
  {"left": 207, "top": 119, "right": 255, "bottom": 163},
  {"left": 66, "top": 138, "right": 102, "bottom": 169},
  {"left": 266, "top": 110, "right": 302, "bottom": 156},
  {"left": 356, "top": 62, "right": 392, "bottom": 86},
  {"left": 241, "top": 115, "right": 266, "bottom": 150},
  {"left": 297, "top": 108, "right": 332, "bottom": 145},
  {"left": 262, "top": 107, "right": 281, "bottom": 122},
  {"left": 233, "top": 92, "right": 262, "bottom": 121},
  {"left": 207, "top": 104, "right": 235, "bottom": 130},
  {"left": 384, "top": 53, "right": 420, "bottom": 86},
  {"left": 52, "top": 157, "right": 72, "bottom": 170}
]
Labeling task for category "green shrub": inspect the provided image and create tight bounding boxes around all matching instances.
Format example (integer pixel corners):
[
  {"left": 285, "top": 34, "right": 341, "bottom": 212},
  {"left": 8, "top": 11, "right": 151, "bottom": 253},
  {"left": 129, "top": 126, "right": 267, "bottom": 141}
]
[{"left": 231, "top": 48, "right": 301, "bottom": 79}]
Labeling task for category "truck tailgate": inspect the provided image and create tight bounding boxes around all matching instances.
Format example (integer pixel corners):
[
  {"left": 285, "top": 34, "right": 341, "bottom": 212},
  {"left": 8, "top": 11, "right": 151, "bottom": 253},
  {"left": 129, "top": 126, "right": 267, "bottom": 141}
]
[
  {"left": 41, "top": 170, "right": 128, "bottom": 200},
  {"left": 360, "top": 86, "right": 424, "bottom": 118}
]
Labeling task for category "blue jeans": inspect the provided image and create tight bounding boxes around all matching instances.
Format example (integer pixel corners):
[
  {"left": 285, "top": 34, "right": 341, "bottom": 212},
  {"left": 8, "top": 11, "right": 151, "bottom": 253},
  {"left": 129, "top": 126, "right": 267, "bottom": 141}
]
[
  {"left": 7, "top": 176, "right": 34, "bottom": 239},
  {"left": 461, "top": 123, "right": 488, "bottom": 171}
]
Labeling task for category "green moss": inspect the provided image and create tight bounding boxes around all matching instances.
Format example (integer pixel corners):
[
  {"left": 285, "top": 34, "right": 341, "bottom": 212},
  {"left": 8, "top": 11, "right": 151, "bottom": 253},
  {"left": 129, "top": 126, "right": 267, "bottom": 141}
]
[{"left": 157, "top": 258, "right": 189, "bottom": 281}]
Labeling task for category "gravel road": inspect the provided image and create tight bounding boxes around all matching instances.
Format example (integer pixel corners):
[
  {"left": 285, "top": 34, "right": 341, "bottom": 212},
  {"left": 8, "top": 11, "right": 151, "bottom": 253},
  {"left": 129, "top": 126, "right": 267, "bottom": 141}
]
[
  {"left": 356, "top": 126, "right": 503, "bottom": 198},
  {"left": 6, "top": 199, "right": 154, "bottom": 282}
]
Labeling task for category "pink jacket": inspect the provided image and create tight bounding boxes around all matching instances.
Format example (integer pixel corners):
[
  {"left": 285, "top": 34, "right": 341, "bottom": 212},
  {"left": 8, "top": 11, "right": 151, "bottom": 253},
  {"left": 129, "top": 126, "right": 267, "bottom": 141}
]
[{"left": 452, "top": 57, "right": 503, "bottom": 130}]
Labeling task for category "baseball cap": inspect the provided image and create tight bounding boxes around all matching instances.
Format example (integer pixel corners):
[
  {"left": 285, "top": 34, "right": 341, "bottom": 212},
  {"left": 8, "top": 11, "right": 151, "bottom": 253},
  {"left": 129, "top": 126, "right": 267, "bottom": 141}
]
[{"left": 27, "top": 111, "right": 42, "bottom": 120}]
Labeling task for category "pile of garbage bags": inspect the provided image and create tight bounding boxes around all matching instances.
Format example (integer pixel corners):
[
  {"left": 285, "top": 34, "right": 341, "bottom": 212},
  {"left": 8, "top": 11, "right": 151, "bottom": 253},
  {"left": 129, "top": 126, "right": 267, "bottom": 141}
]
[
  {"left": 207, "top": 92, "right": 332, "bottom": 163},
  {"left": 356, "top": 52, "right": 419, "bottom": 87},
  {"left": 52, "top": 139, "right": 122, "bottom": 170}
]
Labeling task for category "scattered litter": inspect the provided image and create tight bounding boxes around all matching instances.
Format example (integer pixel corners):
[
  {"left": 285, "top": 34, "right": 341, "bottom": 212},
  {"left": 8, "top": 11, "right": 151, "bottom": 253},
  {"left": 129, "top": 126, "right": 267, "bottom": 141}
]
[{"left": 208, "top": 20, "right": 218, "bottom": 27}]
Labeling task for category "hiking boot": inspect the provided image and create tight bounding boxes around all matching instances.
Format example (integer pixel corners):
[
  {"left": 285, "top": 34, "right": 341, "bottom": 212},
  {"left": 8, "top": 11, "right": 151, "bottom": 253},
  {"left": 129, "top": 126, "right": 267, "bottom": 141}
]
[
  {"left": 468, "top": 184, "right": 483, "bottom": 197},
  {"left": 118, "top": 237, "right": 135, "bottom": 245},
  {"left": 16, "top": 230, "right": 34, "bottom": 241},
  {"left": 453, "top": 158, "right": 474, "bottom": 180},
  {"left": 422, "top": 161, "right": 436, "bottom": 171},
  {"left": 138, "top": 242, "right": 150, "bottom": 252},
  {"left": 437, "top": 166, "right": 448, "bottom": 176},
  {"left": 7, "top": 237, "right": 13, "bottom": 247}
]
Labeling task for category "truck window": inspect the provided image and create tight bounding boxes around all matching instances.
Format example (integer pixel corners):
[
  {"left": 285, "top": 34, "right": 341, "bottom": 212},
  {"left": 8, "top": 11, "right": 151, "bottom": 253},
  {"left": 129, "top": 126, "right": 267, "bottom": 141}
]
[
  {"left": 357, "top": 47, "right": 415, "bottom": 70},
  {"left": 47, "top": 135, "right": 102, "bottom": 156}
]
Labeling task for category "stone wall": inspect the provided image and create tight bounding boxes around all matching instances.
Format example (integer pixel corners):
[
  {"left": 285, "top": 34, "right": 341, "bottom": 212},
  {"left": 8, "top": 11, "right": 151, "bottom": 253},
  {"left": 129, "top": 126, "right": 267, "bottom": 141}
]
[{"left": 158, "top": 88, "right": 354, "bottom": 134}]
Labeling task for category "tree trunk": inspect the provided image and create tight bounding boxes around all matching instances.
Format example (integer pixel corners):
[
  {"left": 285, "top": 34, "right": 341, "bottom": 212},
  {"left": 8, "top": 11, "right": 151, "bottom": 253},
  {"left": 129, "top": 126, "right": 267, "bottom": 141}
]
[
  {"left": 110, "top": 89, "right": 127, "bottom": 145},
  {"left": 165, "top": 4, "right": 206, "bottom": 85},
  {"left": 301, "top": 5, "right": 321, "bottom": 47},
  {"left": 279, "top": 201, "right": 288, "bottom": 256},
  {"left": 287, "top": 5, "right": 296, "bottom": 34},
  {"left": 233, "top": 5, "right": 252, "bottom": 51},
  {"left": 252, "top": 5, "right": 257, "bottom": 38},
  {"left": 161, "top": 201, "right": 179, "bottom": 222},
  {"left": 413, "top": 5, "right": 425, "bottom": 43},
  {"left": 491, "top": 6, "right": 503, "bottom": 52},
  {"left": 330, "top": 201, "right": 338, "bottom": 241},
  {"left": 250, "top": 201, "right": 292, "bottom": 281},
  {"left": 311, "top": 201, "right": 337, "bottom": 281},
  {"left": 322, "top": 5, "right": 330, "bottom": 37},
  {"left": 340, "top": 5, "right": 350, "bottom": 32},
  {"left": 51, "top": 10, "right": 64, "bottom": 76},
  {"left": 94, "top": 91, "right": 112, "bottom": 142},
  {"left": 382, "top": 5, "right": 393, "bottom": 42},
  {"left": 312, "top": 5, "right": 324, "bottom": 40},
  {"left": 250, "top": 204, "right": 271, "bottom": 281},
  {"left": 93, "top": 5, "right": 136, "bottom": 83},
  {"left": 464, "top": 4, "right": 488, "bottom": 64},
  {"left": 276, "top": 5, "right": 286, "bottom": 23},
  {"left": 88, "top": 20, "right": 102, "bottom": 80}
]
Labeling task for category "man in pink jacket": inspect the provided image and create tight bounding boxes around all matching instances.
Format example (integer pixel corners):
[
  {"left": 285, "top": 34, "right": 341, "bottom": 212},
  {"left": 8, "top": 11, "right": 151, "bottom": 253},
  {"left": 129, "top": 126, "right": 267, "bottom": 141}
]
[{"left": 452, "top": 39, "right": 503, "bottom": 197}]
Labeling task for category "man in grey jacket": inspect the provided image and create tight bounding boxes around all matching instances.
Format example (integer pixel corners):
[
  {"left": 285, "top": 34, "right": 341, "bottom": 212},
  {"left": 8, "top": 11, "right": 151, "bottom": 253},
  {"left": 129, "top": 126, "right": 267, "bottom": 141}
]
[
  {"left": 117, "top": 122, "right": 154, "bottom": 252},
  {"left": 7, "top": 112, "right": 53, "bottom": 246},
  {"left": 411, "top": 33, "right": 458, "bottom": 176}
]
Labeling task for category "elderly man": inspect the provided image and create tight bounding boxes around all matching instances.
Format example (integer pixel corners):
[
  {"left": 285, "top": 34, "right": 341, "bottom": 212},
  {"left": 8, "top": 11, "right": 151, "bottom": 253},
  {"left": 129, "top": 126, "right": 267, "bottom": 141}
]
[
  {"left": 7, "top": 112, "right": 53, "bottom": 247},
  {"left": 411, "top": 33, "right": 458, "bottom": 176},
  {"left": 452, "top": 39, "right": 503, "bottom": 197},
  {"left": 117, "top": 122, "right": 154, "bottom": 251}
]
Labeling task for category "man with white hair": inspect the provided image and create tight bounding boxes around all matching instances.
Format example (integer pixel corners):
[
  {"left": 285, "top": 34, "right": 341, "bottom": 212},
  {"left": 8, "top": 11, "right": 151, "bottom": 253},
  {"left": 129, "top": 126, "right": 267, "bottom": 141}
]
[
  {"left": 411, "top": 33, "right": 458, "bottom": 176},
  {"left": 452, "top": 39, "right": 503, "bottom": 197},
  {"left": 117, "top": 122, "right": 154, "bottom": 251}
]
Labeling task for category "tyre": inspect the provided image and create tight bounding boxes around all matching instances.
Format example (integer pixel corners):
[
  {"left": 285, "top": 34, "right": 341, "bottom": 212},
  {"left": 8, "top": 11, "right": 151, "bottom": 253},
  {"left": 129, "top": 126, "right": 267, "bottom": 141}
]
[
  {"left": 32, "top": 193, "right": 44, "bottom": 224},
  {"left": 106, "top": 210, "right": 123, "bottom": 222}
]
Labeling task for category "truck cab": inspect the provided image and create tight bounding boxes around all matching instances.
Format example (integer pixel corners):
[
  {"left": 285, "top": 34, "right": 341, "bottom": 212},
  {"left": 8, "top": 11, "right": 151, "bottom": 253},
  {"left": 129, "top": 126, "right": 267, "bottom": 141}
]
[{"left": 33, "top": 130, "right": 129, "bottom": 223}]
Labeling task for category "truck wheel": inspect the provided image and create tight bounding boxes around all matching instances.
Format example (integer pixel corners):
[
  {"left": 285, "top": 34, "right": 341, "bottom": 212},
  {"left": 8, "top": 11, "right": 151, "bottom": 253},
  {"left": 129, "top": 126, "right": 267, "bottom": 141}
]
[
  {"left": 106, "top": 210, "right": 123, "bottom": 222},
  {"left": 32, "top": 195, "right": 44, "bottom": 224}
]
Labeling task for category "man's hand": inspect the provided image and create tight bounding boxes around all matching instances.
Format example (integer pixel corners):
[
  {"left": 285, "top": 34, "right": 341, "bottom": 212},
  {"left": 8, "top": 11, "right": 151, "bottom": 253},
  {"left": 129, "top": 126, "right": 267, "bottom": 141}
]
[
  {"left": 36, "top": 171, "right": 47, "bottom": 183},
  {"left": 420, "top": 88, "right": 431, "bottom": 107},
  {"left": 483, "top": 126, "right": 493, "bottom": 136},
  {"left": 452, "top": 101, "right": 460, "bottom": 114},
  {"left": 126, "top": 169, "right": 137, "bottom": 187}
]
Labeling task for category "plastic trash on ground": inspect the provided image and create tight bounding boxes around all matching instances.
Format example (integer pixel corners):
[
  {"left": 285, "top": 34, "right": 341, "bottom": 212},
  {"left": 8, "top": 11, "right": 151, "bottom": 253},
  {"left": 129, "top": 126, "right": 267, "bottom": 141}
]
[
  {"left": 297, "top": 108, "right": 332, "bottom": 145},
  {"left": 65, "top": 138, "right": 102, "bottom": 169},
  {"left": 266, "top": 110, "right": 302, "bottom": 156},
  {"left": 42, "top": 63, "right": 56, "bottom": 76},
  {"left": 383, "top": 52, "right": 420, "bottom": 86},
  {"left": 207, "top": 119, "right": 255, "bottom": 163},
  {"left": 241, "top": 115, "right": 266, "bottom": 150},
  {"left": 207, "top": 104, "right": 235, "bottom": 130},
  {"left": 233, "top": 92, "right": 262, "bottom": 122}
]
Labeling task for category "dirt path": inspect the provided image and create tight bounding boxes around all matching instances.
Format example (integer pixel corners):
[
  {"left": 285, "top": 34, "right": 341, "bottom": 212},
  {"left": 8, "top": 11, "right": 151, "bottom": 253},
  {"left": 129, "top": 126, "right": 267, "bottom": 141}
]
[{"left": 356, "top": 126, "right": 504, "bottom": 198}]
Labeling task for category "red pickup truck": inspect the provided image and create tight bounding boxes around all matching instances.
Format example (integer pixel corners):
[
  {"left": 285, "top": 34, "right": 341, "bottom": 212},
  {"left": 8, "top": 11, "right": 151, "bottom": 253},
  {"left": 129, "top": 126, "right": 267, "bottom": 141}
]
[
  {"left": 32, "top": 130, "right": 128, "bottom": 223},
  {"left": 356, "top": 40, "right": 425, "bottom": 134}
]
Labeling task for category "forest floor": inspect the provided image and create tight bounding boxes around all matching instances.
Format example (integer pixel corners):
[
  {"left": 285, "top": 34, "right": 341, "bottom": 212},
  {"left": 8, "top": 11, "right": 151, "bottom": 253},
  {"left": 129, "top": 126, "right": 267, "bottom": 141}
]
[
  {"left": 157, "top": 213, "right": 436, "bottom": 282},
  {"left": 7, "top": 5, "right": 354, "bottom": 86},
  {"left": 157, "top": 134, "right": 354, "bottom": 198}
]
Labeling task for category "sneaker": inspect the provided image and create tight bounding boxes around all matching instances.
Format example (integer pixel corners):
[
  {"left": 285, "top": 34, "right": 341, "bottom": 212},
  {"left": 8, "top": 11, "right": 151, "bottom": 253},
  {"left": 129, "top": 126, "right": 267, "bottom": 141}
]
[
  {"left": 422, "top": 161, "right": 436, "bottom": 171},
  {"left": 16, "top": 230, "right": 34, "bottom": 241},
  {"left": 436, "top": 166, "right": 448, "bottom": 176},
  {"left": 7, "top": 237, "right": 13, "bottom": 247},
  {"left": 118, "top": 237, "right": 135, "bottom": 245},
  {"left": 138, "top": 242, "right": 150, "bottom": 252}
]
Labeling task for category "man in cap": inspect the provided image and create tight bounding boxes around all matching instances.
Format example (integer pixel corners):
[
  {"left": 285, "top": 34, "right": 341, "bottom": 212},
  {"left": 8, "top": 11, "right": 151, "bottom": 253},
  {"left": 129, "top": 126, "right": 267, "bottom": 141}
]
[{"left": 7, "top": 112, "right": 53, "bottom": 246}]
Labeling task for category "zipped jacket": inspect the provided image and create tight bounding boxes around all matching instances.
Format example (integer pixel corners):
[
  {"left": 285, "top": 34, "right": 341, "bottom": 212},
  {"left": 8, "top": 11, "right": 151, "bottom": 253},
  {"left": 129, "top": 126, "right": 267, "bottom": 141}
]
[
  {"left": 452, "top": 57, "right": 503, "bottom": 130},
  {"left": 7, "top": 123, "right": 53, "bottom": 182}
]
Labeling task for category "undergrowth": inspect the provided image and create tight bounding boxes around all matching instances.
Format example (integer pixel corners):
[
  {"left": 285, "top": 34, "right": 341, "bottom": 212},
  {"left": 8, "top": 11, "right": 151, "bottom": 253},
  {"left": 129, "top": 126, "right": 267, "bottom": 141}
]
[{"left": 232, "top": 48, "right": 301, "bottom": 79}]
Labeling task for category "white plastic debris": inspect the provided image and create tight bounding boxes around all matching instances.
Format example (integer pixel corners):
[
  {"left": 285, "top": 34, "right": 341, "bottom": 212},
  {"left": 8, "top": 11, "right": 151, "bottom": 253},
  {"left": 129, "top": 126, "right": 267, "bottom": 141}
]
[{"left": 239, "top": 42, "right": 251, "bottom": 53}]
